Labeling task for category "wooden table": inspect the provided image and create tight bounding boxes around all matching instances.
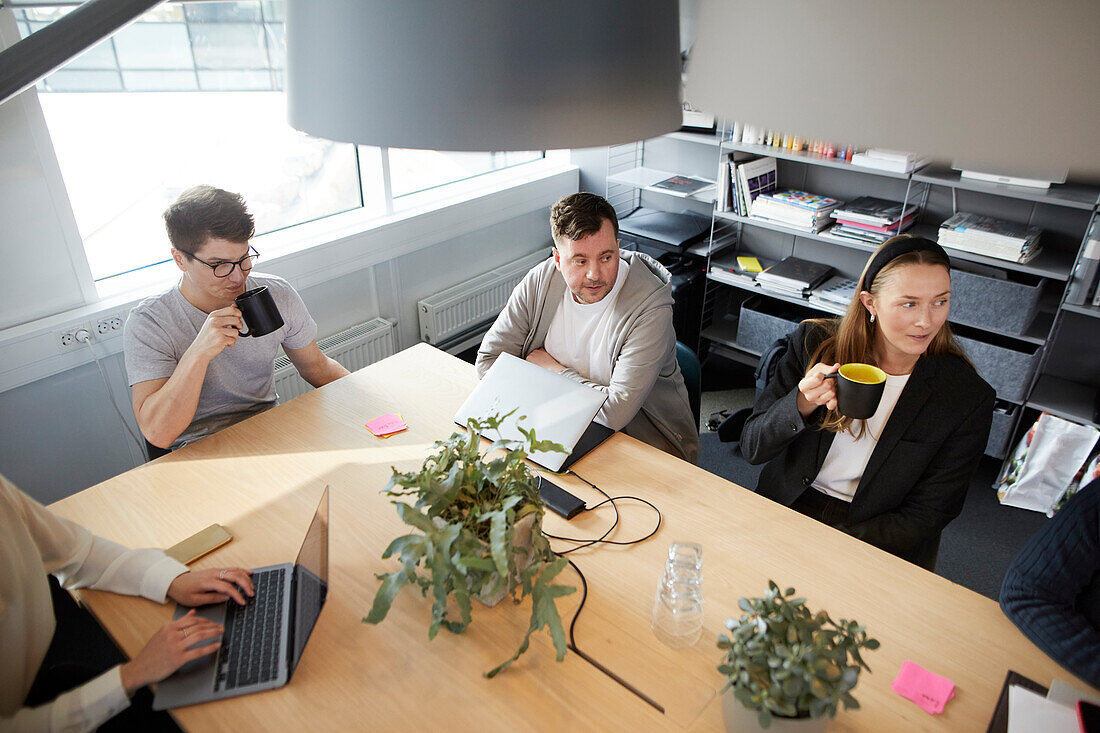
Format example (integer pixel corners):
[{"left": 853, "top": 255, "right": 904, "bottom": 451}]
[{"left": 52, "top": 344, "right": 1097, "bottom": 731}]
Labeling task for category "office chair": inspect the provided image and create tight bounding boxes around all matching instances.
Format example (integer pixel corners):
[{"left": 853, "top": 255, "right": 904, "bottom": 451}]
[
  {"left": 675, "top": 341, "right": 701, "bottom": 430},
  {"left": 145, "top": 439, "right": 170, "bottom": 462}
]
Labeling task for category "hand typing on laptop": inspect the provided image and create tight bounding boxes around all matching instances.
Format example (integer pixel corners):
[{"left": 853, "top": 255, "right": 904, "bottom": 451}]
[
  {"left": 168, "top": 566, "right": 255, "bottom": 607},
  {"left": 119, "top": 566, "right": 254, "bottom": 695}
]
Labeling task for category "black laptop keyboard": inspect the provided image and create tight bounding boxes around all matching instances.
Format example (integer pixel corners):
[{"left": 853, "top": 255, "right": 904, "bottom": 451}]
[{"left": 214, "top": 568, "right": 285, "bottom": 691}]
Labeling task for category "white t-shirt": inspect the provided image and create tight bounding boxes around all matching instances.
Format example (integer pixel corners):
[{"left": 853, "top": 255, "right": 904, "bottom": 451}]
[
  {"left": 811, "top": 372, "right": 911, "bottom": 502},
  {"left": 543, "top": 258, "right": 630, "bottom": 385}
]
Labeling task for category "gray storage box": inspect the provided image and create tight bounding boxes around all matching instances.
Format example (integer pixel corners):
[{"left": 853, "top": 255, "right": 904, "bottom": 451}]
[
  {"left": 736, "top": 297, "right": 804, "bottom": 355},
  {"left": 950, "top": 268, "right": 1042, "bottom": 336},
  {"left": 985, "top": 402, "right": 1019, "bottom": 458},
  {"left": 956, "top": 335, "right": 1041, "bottom": 403}
]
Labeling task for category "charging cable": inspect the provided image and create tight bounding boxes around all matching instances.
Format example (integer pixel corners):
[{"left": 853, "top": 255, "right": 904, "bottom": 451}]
[
  {"left": 77, "top": 330, "right": 145, "bottom": 454},
  {"left": 544, "top": 469, "right": 666, "bottom": 712}
]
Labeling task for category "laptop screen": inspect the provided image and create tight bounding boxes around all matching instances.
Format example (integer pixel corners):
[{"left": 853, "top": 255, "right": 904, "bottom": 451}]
[{"left": 290, "top": 487, "right": 329, "bottom": 674}]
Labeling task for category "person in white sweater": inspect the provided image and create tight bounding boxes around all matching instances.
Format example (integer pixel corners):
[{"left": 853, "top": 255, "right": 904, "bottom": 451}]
[{"left": 0, "top": 472, "right": 254, "bottom": 731}]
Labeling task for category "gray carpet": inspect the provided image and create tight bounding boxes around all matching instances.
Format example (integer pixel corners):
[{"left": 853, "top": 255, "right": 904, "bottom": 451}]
[{"left": 696, "top": 391, "right": 1048, "bottom": 601}]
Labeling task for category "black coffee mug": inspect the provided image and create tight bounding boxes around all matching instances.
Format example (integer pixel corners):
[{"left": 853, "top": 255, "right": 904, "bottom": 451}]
[
  {"left": 824, "top": 363, "right": 887, "bottom": 419},
  {"left": 234, "top": 286, "right": 284, "bottom": 338}
]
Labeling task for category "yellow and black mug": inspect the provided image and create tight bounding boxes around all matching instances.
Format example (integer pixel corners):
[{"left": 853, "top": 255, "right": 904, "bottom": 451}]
[{"left": 824, "top": 363, "right": 887, "bottom": 419}]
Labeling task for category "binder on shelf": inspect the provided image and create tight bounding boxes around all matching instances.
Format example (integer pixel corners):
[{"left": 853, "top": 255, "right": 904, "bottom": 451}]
[{"left": 756, "top": 256, "right": 835, "bottom": 296}]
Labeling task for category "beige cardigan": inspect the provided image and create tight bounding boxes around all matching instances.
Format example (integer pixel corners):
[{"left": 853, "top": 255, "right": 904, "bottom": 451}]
[{"left": 476, "top": 251, "right": 698, "bottom": 464}]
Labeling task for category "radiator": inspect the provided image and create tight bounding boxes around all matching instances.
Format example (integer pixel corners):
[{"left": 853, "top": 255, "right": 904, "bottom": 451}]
[
  {"left": 418, "top": 247, "right": 550, "bottom": 349},
  {"left": 273, "top": 317, "right": 396, "bottom": 401}
]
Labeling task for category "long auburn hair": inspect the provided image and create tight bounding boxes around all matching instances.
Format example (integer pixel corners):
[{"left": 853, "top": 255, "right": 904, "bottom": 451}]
[{"left": 804, "top": 234, "right": 973, "bottom": 436}]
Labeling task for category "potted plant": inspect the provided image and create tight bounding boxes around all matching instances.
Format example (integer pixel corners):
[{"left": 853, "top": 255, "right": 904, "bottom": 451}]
[
  {"left": 717, "top": 581, "right": 880, "bottom": 731},
  {"left": 363, "top": 412, "right": 576, "bottom": 677}
]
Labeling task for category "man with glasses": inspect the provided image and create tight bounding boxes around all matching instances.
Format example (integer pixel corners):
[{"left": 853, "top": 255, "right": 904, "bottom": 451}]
[{"left": 123, "top": 185, "right": 348, "bottom": 453}]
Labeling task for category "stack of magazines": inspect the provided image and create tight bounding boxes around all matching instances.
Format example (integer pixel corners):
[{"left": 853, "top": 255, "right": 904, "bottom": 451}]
[
  {"left": 829, "top": 196, "right": 919, "bottom": 244},
  {"left": 937, "top": 212, "right": 1043, "bottom": 264},
  {"left": 756, "top": 256, "right": 834, "bottom": 298},
  {"left": 808, "top": 276, "right": 858, "bottom": 311},
  {"left": 749, "top": 189, "right": 840, "bottom": 233}
]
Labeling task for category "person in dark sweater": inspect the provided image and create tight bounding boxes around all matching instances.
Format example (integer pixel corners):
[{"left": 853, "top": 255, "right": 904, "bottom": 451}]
[{"left": 1000, "top": 477, "right": 1100, "bottom": 688}]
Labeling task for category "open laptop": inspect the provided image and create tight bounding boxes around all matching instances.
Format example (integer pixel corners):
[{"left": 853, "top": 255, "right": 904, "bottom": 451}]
[
  {"left": 455, "top": 352, "right": 614, "bottom": 472},
  {"left": 153, "top": 487, "right": 329, "bottom": 710}
]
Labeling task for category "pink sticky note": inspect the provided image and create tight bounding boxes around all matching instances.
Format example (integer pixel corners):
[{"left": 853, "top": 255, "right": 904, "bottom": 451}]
[
  {"left": 365, "top": 413, "right": 407, "bottom": 437},
  {"left": 892, "top": 660, "right": 956, "bottom": 714}
]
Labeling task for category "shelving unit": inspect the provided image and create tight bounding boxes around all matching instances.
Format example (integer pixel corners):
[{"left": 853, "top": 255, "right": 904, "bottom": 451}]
[{"left": 605, "top": 129, "right": 1100, "bottom": 453}]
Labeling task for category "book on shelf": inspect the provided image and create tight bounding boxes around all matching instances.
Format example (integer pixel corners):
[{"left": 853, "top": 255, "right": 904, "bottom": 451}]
[
  {"left": 939, "top": 212, "right": 1041, "bottom": 247},
  {"left": 808, "top": 276, "right": 858, "bottom": 309},
  {"left": 832, "top": 211, "right": 918, "bottom": 234},
  {"left": 828, "top": 225, "right": 894, "bottom": 245},
  {"left": 758, "top": 281, "right": 811, "bottom": 299},
  {"left": 735, "top": 156, "right": 778, "bottom": 217},
  {"left": 850, "top": 149, "right": 931, "bottom": 174},
  {"left": 717, "top": 156, "right": 734, "bottom": 212},
  {"left": 757, "top": 189, "right": 840, "bottom": 212},
  {"left": 1065, "top": 220, "right": 1100, "bottom": 305},
  {"left": 831, "top": 196, "right": 919, "bottom": 227},
  {"left": 750, "top": 198, "right": 836, "bottom": 233},
  {"left": 937, "top": 231, "right": 1043, "bottom": 264},
  {"left": 756, "top": 256, "right": 835, "bottom": 294},
  {"left": 651, "top": 174, "right": 712, "bottom": 195}
]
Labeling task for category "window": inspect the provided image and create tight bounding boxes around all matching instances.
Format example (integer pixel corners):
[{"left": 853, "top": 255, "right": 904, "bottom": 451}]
[{"left": 14, "top": 1, "right": 542, "bottom": 284}]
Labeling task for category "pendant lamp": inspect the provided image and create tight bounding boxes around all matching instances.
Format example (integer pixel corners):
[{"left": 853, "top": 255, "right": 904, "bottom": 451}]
[{"left": 285, "top": 0, "right": 683, "bottom": 151}]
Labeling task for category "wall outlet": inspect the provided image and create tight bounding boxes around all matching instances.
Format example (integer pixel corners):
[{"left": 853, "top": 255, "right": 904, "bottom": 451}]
[
  {"left": 57, "top": 323, "right": 92, "bottom": 350},
  {"left": 95, "top": 312, "right": 127, "bottom": 337}
]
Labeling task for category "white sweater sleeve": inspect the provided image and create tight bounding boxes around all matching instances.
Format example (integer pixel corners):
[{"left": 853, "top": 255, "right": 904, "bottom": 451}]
[
  {"left": 17, "top": 487, "right": 188, "bottom": 602},
  {"left": 1, "top": 668, "right": 130, "bottom": 733}
]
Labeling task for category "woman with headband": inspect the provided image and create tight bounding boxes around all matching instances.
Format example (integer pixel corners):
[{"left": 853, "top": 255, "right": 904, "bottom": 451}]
[{"left": 740, "top": 235, "right": 995, "bottom": 569}]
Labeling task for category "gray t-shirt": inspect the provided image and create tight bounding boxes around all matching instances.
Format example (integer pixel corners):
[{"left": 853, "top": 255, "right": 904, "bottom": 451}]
[{"left": 123, "top": 272, "right": 318, "bottom": 450}]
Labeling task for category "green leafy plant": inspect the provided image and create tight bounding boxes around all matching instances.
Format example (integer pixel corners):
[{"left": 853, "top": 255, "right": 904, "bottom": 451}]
[
  {"left": 717, "top": 581, "right": 880, "bottom": 728},
  {"left": 363, "top": 411, "right": 576, "bottom": 677}
]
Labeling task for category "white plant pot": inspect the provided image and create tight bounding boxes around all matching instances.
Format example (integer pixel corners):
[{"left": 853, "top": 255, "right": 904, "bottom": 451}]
[{"left": 721, "top": 690, "right": 829, "bottom": 733}]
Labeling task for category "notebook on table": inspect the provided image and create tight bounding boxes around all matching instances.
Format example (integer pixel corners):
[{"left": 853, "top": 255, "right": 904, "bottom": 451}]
[{"left": 153, "top": 487, "right": 329, "bottom": 710}]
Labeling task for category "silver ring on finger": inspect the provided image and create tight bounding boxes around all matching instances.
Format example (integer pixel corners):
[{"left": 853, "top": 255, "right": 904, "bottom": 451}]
[{"left": 220, "top": 569, "right": 227, "bottom": 578}]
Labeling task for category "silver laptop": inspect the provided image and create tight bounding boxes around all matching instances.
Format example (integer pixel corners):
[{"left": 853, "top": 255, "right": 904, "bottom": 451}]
[
  {"left": 455, "top": 352, "right": 609, "bottom": 472},
  {"left": 153, "top": 487, "right": 329, "bottom": 710}
]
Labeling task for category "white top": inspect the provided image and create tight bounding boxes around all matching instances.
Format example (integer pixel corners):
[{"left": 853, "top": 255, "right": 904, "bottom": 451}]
[
  {"left": 0, "top": 473, "right": 188, "bottom": 731},
  {"left": 543, "top": 258, "right": 630, "bottom": 386},
  {"left": 812, "top": 373, "right": 911, "bottom": 502}
]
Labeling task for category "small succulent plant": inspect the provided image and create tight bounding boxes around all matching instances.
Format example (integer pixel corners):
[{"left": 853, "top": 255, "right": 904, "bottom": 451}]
[{"left": 718, "top": 581, "right": 880, "bottom": 728}]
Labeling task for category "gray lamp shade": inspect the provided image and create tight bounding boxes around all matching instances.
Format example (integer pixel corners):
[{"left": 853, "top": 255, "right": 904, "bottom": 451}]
[{"left": 286, "top": 0, "right": 683, "bottom": 151}]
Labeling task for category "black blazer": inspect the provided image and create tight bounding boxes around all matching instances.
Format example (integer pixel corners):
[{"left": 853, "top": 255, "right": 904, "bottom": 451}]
[{"left": 741, "top": 321, "right": 995, "bottom": 568}]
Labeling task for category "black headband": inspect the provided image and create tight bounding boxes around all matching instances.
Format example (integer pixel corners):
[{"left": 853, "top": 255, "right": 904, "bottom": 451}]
[{"left": 861, "top": 237, "right": 950, "bottom": 292}]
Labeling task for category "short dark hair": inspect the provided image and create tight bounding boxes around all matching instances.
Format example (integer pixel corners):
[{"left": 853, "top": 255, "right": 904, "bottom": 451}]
[
  {"left": 163, "top": 185, "right": 255, "bottom": 256},
  {"left": 550, "top": 192, "right": 618, "bottom": 245}
]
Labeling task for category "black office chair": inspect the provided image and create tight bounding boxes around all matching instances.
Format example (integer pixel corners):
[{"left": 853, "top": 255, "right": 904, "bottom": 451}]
[
  {"left": 675, "top": 341, "right": 701, "bottom": 429},
  {"left": 145, "top": 440, "right": 170, "bottom": 462}
]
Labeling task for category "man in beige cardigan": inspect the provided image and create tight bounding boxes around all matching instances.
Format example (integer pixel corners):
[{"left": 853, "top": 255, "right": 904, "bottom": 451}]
[{"left": 477, "top": 193, "right": 698, "bottom": 464}]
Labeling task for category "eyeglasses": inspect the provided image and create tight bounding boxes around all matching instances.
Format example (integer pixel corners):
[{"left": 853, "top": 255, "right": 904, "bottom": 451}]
[{"left": 190, "top": 246, "right": 260, "bottom": 278}]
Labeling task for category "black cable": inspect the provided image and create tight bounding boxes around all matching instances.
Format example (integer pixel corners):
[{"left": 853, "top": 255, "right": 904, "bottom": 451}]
[
  {"left": 542, "top": 470, "right": 663, "bottom": 551},
  {"left": 542, "top": 469, "right": 666, "bottom": 712},
  {"left": 562, "top": 557, "right": 665, "bottom": 714}
]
